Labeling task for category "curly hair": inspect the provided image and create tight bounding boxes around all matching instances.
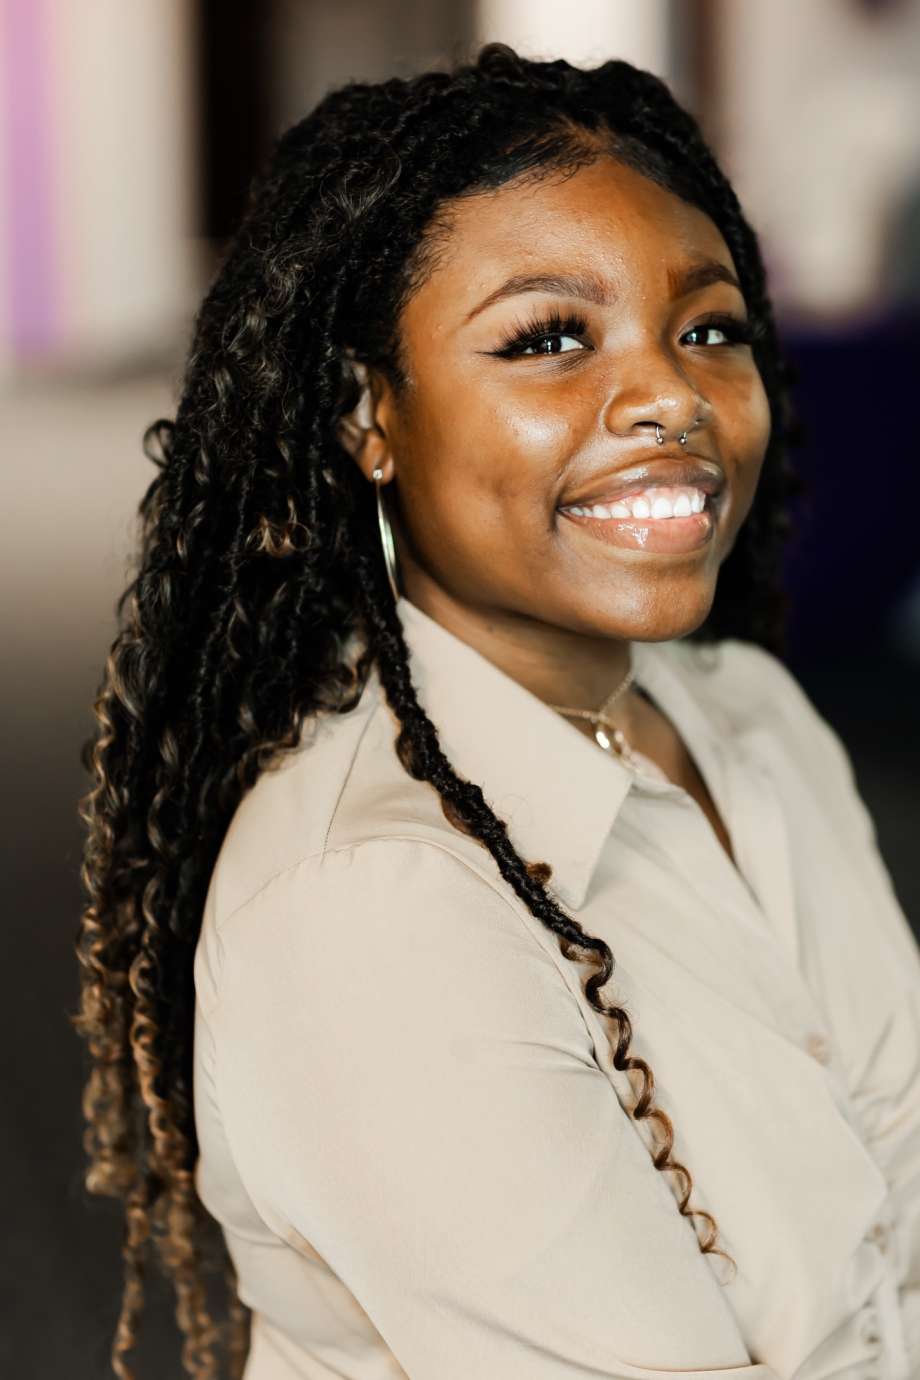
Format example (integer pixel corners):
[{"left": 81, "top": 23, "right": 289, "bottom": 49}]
[{"left": 73, "top": 40, "right": 802, "bottom": 1379}]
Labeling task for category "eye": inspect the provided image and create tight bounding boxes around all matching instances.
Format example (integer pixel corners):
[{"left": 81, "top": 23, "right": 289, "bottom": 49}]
[
  {"left": 522, "top": 332, "right": 584, "bottom": 357},
  {"left": 682, "top": 313, "right": 757, "bottom": 348},
  {"left": 490, "top": 309, "right": 590, "bottom": 359}
]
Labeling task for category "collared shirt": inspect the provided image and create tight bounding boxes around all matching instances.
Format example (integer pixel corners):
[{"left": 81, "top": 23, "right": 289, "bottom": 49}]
[{"left": 192, "top": 595, "right": 920, "bottom": 1380}]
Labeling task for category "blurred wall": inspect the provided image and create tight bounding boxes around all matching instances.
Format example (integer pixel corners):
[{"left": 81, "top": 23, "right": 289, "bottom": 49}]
[
  {"left": 271, "top": 0, "right": 471, "bottom": 130},
  {"left": 714, "top": 0, "right": 920, "bottom": 322},
  {"left": 0, "top": 0, "right": 198, "bottom": 374}
]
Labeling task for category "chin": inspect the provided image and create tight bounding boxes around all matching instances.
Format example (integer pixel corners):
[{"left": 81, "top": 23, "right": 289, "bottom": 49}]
[{"left": 587, "top": 587, "right": 717, "bottom": 643}]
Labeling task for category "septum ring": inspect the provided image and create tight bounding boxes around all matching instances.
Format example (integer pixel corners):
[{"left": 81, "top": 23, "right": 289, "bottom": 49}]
[{"left": 657, "top": 423, "right": 688, "bottom": 446}]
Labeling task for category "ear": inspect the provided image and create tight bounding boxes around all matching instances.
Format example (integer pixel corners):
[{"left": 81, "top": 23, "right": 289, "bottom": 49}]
[{"left": 337, "top": 356, "right": 396, "bottom": 484}]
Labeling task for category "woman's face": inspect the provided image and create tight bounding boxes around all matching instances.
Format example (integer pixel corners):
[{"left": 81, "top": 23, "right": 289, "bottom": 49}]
[{"left": 362, "top": 154, "right": 771, "bottom": 645}]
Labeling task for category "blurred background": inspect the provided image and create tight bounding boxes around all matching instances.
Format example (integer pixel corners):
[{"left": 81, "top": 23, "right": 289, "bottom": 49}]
[{"left": 1, "top": 0, "right": 918, "bottom": 1374}]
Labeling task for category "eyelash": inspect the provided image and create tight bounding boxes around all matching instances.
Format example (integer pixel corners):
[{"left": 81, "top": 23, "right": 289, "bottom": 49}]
[{"left": 490, "top": 308, "right": 761, "bottom": 358}]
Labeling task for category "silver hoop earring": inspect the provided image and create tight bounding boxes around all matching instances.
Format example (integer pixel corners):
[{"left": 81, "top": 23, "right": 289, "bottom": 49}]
[
  {"left": 655, "top": 423, "right": 689, "bottom": 446},
  {"left": 372, "top": 467, "right": 400, "bottom": 601}
]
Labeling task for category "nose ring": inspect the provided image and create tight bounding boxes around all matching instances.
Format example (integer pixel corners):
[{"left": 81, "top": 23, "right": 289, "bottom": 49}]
[{"left": 656, "top": 424, "right": 688, "bottom": 446}]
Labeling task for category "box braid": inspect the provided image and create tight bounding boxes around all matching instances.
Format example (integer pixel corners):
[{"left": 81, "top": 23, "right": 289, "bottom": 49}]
[{"left": 74, "top": 41, "right": 801, "bottom": 1379}]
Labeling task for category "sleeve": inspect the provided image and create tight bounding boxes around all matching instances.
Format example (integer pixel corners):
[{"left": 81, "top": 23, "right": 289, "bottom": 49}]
[
  {"left": 725, "top": 639, "right": 919, "bottom": 975},
  {"left": 802, "top": 687, "right": 920, "bottom": 1356},
  {"left": 799, "top": 677, "right": 920, "bottom": 1359},
  {"left": 726, "top": 641, "right": 920, "bottom": 1356},
  {"left": 210, "top": 837, "right": 780, "bottom": 1380}
]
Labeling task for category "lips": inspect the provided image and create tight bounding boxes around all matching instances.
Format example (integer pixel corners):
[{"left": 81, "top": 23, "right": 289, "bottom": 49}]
[{"left": 559, "top": 454, "right": 725, "bottom": 511}]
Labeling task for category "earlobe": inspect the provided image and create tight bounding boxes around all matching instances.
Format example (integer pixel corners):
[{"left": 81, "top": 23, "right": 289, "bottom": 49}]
[{"left": 362, "top": 439, "right": 394, "bottom": 485}]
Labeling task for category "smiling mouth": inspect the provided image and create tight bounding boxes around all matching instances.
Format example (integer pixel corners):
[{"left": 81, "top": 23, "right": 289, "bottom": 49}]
[
  {"left": 560, "top": 483, "right": 709, "bottom": 521},
  {"left": 558, "top": 483, "right": 720, "bottom": 555}
]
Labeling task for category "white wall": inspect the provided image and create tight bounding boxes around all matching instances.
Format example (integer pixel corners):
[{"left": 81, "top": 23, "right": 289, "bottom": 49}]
[{"left": 475, "top": 0, "right": 672, "bottom": 76}]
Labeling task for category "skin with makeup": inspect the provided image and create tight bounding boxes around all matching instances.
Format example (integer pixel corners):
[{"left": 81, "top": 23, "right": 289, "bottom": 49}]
[{"left": 345, "top": 156, "right": 772, "bottom": 864}]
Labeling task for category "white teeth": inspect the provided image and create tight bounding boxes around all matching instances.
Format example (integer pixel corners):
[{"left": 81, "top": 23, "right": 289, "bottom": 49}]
[{"left": 563, "top": 485, "right": 710, "bottom": 521}]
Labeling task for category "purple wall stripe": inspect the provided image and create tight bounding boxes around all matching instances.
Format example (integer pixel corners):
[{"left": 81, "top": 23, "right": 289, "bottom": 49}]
[{"left": 2, "top": 0, "right": 59, "bottom": 358}]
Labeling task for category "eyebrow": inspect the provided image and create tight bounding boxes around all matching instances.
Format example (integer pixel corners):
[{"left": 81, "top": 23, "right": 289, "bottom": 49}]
[{"left": 463, "top": 259, "right": 743, "bottom": 323}]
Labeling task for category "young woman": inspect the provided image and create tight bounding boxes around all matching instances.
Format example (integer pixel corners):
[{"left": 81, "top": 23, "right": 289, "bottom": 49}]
[{"left": 74, "top": 42, "right": 920, "bottom": 1380}]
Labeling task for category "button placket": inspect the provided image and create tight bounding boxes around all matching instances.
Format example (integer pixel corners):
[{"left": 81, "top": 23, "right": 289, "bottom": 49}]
[
  {"left": 870, "top": 1266, "right": 911, "bottom": 1379},
  {"left": 859, "top": 1303, "right": 884, "bottom": 1380}
]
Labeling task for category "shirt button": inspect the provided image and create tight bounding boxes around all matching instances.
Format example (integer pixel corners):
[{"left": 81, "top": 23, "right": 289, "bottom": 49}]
[
  {"left": 865, "top": 1221, "right": 889, "bottom": 1253},
  {"left": 859, "top": 1309, "right": 882, "bottom": 1348},
  {"left": 805, "top": 1031, "right": 832, "bottom": 1064}
]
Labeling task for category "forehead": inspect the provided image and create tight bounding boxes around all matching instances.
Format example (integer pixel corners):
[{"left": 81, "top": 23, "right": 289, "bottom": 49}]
[{"left": 406, "top": 156, "right": 733, "bottom": 324}]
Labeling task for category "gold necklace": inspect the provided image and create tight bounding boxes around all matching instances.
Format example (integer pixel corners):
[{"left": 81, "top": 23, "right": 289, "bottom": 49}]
[{"left": 547, "top": 657, "right": 643, "bottom": 764}]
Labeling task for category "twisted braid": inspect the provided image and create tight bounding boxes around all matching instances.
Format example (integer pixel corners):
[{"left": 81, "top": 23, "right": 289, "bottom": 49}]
[
  {"left": 356, "top": 552, "right": 728, "bottom": 1260},
  {"left": 75, "top": 41, "right": 800, "bottom": 1376}
]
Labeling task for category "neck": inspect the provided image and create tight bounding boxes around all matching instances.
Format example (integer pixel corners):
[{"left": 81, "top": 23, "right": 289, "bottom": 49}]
[{"left": 399, "top": 578, "right": 636, "bottom": 724}]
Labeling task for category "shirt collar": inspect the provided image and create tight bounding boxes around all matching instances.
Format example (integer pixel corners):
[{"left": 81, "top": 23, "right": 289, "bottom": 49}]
[{"left": 394, "top": 595, "right": 655, "bottom": 912}]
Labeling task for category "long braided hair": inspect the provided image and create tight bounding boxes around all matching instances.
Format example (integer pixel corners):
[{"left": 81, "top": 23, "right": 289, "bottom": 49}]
[{"left": 74, "top": 41, "right": 801, "bottom": 1380}]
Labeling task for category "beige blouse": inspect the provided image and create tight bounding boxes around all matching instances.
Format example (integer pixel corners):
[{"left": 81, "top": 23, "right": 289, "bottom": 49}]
[{"left": 192, "top": 595, "right": 920, "bottom": 1379}]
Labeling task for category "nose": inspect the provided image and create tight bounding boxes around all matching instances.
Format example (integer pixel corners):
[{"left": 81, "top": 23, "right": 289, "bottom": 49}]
[{"left": 602, "top": 354, "right": 711, "bottom": 444}]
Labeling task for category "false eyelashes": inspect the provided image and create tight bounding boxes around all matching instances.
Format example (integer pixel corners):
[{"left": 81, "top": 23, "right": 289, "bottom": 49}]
[
  {"left": 490, "top": 307, "right": 765, "bottom": 359},
  {"left": 492, "top": 309, "right": 589, "bottom": 358}
]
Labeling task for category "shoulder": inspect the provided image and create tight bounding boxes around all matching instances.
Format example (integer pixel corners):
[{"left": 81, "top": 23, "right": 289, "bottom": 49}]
[
  {"left": 198, "top": 832, "right": 596, "bottom": 1078},
  {"left": 217, "top": 833, "right": 538, "bottom": 972},
  {"left": 663, "top": 635, "right": 803, "bottom": 719},
  {"left": 661, "top": 635, "right": 879, "bottom": 842},
  {"left": 666, "top": 635, "right": 850, "bottom": 768},
  {"left": 203, "top": 669, "right": 482, "bottom": 927},
  {"left": 196, "top": 672, "right": 565, "bottom": 1008},
  {"left": 664, "top": 635, "right": 884, "bottom": 856}
]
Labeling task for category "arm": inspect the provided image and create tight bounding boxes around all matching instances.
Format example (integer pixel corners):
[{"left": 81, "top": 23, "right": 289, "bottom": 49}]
[
  {"left": 723, "top": 639, "right": 919, "bottom": 976},
  {"left": 809, "top": 702, "right": 920, "bottom": 1358},
  {"left": 210, "top": 837, "right": 779, "bottom": 1379},
  {"left": 728, "top": 642, "right": 920, "bottom": 1358}
]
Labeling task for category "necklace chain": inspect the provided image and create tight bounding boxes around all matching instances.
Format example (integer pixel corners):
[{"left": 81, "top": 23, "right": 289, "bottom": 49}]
[{"left": 547, "top": 656, "right": 639, "bottom": 761}]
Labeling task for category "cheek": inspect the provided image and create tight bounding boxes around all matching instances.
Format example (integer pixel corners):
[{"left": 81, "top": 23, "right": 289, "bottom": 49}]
[
  {"left": 494, "top": 394, "right": 575, "bottom": 454},
  {"left": 396, "top": 380, "right": 579, "bottom": 599},
  {"left": 414, "top": 375, "right": 578, "bottom": 511},
  {"left": 486, "top": 403, "right": 578, "bottom": 510},
  {"left": 725, "top": 371, "right": 771, "bottom": 491},
  {"left": 732, "top": 369, "right": 772, "bottom": 456}
]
